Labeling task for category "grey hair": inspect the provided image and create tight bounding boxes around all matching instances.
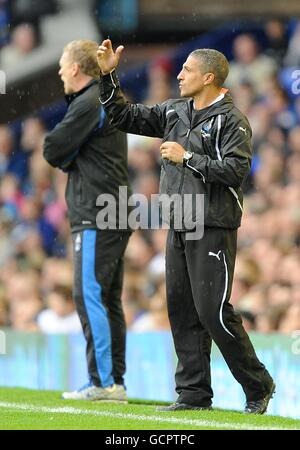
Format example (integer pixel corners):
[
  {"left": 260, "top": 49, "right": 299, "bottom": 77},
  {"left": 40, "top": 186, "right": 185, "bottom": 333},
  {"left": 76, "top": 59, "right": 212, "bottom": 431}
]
[
  {"left": 189, "top": 49, "right": 229, "bottom": 87},
  {"left": 64, "top": 40, "right": 100, "bottom": 79}
]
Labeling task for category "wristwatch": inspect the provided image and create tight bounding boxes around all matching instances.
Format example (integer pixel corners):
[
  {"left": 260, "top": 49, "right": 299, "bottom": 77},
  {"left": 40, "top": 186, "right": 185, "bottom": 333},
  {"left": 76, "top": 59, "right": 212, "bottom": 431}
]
[{"left": 183, "top": 151, "right": 194, "bottom": 165}]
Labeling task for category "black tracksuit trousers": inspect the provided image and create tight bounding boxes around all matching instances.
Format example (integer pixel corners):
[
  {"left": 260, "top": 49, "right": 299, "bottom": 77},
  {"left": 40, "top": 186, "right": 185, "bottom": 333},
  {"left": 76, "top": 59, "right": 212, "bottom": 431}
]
[
  {"left": 72, "top": 229, "right": 131, "bottom": 388},
  {"left": 166, "top": 228, "right": 273, "bottom": 406}
]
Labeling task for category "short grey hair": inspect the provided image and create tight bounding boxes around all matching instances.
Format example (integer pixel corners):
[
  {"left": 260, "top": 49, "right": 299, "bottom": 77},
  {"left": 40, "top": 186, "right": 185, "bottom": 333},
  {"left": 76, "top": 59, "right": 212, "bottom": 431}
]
[
  {"left": 64, "top": 40, "right": 100, "bottom": 79},
  {"left": 189, "top": 49, "right": 229, "bottom": 87}
]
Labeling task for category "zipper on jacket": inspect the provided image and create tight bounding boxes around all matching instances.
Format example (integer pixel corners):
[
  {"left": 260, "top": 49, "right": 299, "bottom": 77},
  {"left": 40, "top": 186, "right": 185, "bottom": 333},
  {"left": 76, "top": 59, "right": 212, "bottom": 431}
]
[{"left": 178, "top": 128, "right": 191, "bottom": 194}]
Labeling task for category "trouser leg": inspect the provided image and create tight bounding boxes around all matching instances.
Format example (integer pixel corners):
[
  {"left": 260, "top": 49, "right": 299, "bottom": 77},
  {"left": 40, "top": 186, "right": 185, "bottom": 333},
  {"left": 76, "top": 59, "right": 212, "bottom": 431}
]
[
  {"left": 72, "top": 229, "right": 130, "bottom": 388},
  {"left": 95, "top": 230, "right": 131, "bottom": 386},
  {"left": 166, "top": 230, "right": 213, "bottom": 407},
  {"left": 185, "top": 227, "right": 273, "bottom": 401}
]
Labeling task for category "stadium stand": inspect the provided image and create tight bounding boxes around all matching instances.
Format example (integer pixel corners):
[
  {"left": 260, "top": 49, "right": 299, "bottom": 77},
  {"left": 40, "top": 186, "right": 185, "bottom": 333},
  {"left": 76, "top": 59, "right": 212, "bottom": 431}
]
[{"left": 0, "top": 14, "right": 299, "bottom": 336}]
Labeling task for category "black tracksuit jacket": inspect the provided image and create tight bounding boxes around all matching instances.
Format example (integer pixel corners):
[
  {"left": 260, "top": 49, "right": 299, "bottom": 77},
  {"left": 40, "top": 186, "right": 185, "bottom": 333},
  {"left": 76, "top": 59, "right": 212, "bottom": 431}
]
[
  {"left": 44, "top": 80, "right": 131, "bottom": 232},
  {"left": 99, "top": 71, "right": 252, "bottom": 230}
]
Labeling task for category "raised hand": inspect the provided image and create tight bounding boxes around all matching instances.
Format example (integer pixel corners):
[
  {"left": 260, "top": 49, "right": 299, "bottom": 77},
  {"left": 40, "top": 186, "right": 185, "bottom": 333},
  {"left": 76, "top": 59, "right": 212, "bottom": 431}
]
[{"left": 97, "top": 39, "right": 124, "bottom": 75}]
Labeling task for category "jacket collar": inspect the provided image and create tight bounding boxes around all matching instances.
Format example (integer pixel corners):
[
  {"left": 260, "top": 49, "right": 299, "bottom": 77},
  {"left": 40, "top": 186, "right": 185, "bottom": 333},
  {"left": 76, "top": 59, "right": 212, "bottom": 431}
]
[
  {"left": 176, "top": 94, "right": 234, "bottom": 129},
  {"left": 65, "top": 79, "right": 98, "bottom": 105}
]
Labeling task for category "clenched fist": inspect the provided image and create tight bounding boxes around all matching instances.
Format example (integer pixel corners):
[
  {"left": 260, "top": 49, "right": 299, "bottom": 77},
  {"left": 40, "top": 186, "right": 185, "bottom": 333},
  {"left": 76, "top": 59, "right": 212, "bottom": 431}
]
[{"left": 160, "top": 142, "right": 186, "bottom": 164}]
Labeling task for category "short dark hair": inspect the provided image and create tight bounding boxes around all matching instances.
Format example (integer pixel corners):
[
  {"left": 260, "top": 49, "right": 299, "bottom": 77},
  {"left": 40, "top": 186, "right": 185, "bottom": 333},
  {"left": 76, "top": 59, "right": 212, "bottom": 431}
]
[{"left": 189, "top": 49, "right": 229, "bottom": 87}]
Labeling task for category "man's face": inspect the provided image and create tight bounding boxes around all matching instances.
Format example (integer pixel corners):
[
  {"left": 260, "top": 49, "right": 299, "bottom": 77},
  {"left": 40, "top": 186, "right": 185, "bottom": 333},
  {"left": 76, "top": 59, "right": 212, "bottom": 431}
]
[
  {"left": 177, "top": 55, "right": 210, "bottom": 98},
  {"left": 58, "top": 52, "right": 76, "bottom": 94}
]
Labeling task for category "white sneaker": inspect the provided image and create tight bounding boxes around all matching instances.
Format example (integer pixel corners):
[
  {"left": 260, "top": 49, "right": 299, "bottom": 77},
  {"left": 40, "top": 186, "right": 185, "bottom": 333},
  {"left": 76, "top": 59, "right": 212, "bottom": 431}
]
[{"left": 62, "top": 382, "right": 128, "bottom": 402}]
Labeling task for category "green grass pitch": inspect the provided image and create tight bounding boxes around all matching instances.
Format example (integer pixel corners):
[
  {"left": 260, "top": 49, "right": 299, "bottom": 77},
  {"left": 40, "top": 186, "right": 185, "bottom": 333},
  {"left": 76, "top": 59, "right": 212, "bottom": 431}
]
[{"left": 0, "top": 387, "right": 299, "bottom": 430}]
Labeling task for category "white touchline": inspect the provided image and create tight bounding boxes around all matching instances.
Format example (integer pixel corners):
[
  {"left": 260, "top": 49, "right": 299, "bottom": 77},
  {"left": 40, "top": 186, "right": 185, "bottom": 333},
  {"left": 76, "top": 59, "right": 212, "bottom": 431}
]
[{"left": 0, "top": 402, "right": 294, "bottom": 430}]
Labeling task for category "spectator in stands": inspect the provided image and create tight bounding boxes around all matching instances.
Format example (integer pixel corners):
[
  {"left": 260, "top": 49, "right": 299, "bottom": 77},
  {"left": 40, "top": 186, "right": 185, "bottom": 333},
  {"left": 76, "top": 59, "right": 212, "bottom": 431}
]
[
  {"left": 0, "top": 124, "right": 29, "bottom": 182},
  {"left": 278, "top": 304, "right": 300, "bottom": 334},
  {"left": 131, "top": 277, "right": 170, "bottom": 332},
  {"left": 230, "top": 254, "right": 261, "bottom": 308},
  {"left": 11, "top": 195, "right": 57, "bottom": 255},
  {"left": 9, "top": 296, "right": 42, "bottom": 331},
  {"left": 127, "top": 134, "right": 160, "bottom": 182},
  {"left": 121, "top": 266, "right": 149, "bottom": 328},
  {"left": 40, "top": 258, "right": 73, "bottom": 295},
  {"left": 236, "top": 284, "right": 268, "bottom": 316},
  {"left": 5, "top": 270, "right": 40, "bottom": 302},
  {"left": 264, "top": 19, "right": 288, "bottom": 67},
  {"left": 125, "top": 232, "right": 154, "bottom": 269},
  {"left": 0, "top": 23, "right": 37, "bottom": 69},
  {"left": 20, "top": 117, "right": 46, "bottom": 154},
  {"left": 255, "top": 306, "right": 286, "bottom": 333},
  {"left": 0, "top": 174, "right": 23, "bottom": 220},
  {"left": 226, "top": 33, "right": 277, "bottom": 96},
  {"left": 230, "top": 81, "right": 256, "bottom": 116},
  {"left": 262, "top": 82, "right": 297, "bottom": 133},
  {"left": 37, "top": 285, "right": 81, "bottom": 334},
  {"left": 143, "top": 56, "right": 174, "bottom": 105},
  {"left": 29, "top": 144, "right": 53, "bottom": 197},
  {"left": 5, "top": 270, "right": 42, "bottom": 331},
  {"left": 9, "top": 0, "right": 58, "bottom": 35}
]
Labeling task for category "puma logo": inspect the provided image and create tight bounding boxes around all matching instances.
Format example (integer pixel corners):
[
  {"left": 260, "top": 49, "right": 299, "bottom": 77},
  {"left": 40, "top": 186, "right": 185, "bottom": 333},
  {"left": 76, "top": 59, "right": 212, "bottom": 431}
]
[
  {"left": 239, "top": 126, "right": 247, "bottom": 135},
  {"left": 208, "top": 250, "right": 222, "bottom": 261}
]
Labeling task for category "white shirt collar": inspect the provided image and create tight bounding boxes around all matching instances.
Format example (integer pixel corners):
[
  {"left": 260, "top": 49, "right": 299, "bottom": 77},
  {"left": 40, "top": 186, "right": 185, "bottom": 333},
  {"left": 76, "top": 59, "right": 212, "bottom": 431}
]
[
  {"left": 208, "top": 92, "right": 225, "bottom": 106},
  {"left": 193, "top": 92, "right": 225, "bottom": 109}
]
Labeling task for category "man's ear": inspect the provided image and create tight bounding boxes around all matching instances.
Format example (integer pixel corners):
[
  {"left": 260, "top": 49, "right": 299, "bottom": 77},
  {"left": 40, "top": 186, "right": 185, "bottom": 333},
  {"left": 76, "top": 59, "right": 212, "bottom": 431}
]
[
  {"left": 71, "top": 62, "right": 80, "bottom": 77},
  {"left": 203, "top": 72, "right": 215, "bottom": 85}
]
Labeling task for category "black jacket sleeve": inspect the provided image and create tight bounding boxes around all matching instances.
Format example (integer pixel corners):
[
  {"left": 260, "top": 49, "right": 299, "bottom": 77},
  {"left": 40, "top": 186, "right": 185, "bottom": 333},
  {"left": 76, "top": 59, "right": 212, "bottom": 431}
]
[
  {"left": 99, "top": 70, "right": 167, "bottom": 138},
  {"left": 43, "top": 96, "right": 99, "bottom": 169},
  {"left": 187, "top": 113, "right": 252, "bottom": 188}
]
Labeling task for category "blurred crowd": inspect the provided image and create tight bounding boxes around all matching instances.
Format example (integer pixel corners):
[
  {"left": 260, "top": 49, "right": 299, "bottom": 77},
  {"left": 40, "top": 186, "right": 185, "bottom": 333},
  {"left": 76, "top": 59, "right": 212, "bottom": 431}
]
[
  {"left": 0, "top": 0, "right": 58, "bottom": 70},
  {"left": 0, "top": 18, "right": 299, "bottom": 335}
]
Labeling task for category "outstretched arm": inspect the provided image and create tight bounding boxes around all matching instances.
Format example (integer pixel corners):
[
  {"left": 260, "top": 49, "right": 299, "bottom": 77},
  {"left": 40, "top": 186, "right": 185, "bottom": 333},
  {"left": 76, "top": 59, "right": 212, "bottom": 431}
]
[{"left": 97, "top": 39, "right": 167, "bottom": 139}]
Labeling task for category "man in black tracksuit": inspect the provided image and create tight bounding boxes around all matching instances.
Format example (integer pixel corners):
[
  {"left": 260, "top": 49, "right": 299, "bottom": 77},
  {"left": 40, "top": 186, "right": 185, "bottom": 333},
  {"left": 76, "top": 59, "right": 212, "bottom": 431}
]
[
  {"left": 43, "top": 40, "right": 131, "bottom": 401},
  {"left": 97, "top": 40, "right": 275, "bottom": 413}
]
